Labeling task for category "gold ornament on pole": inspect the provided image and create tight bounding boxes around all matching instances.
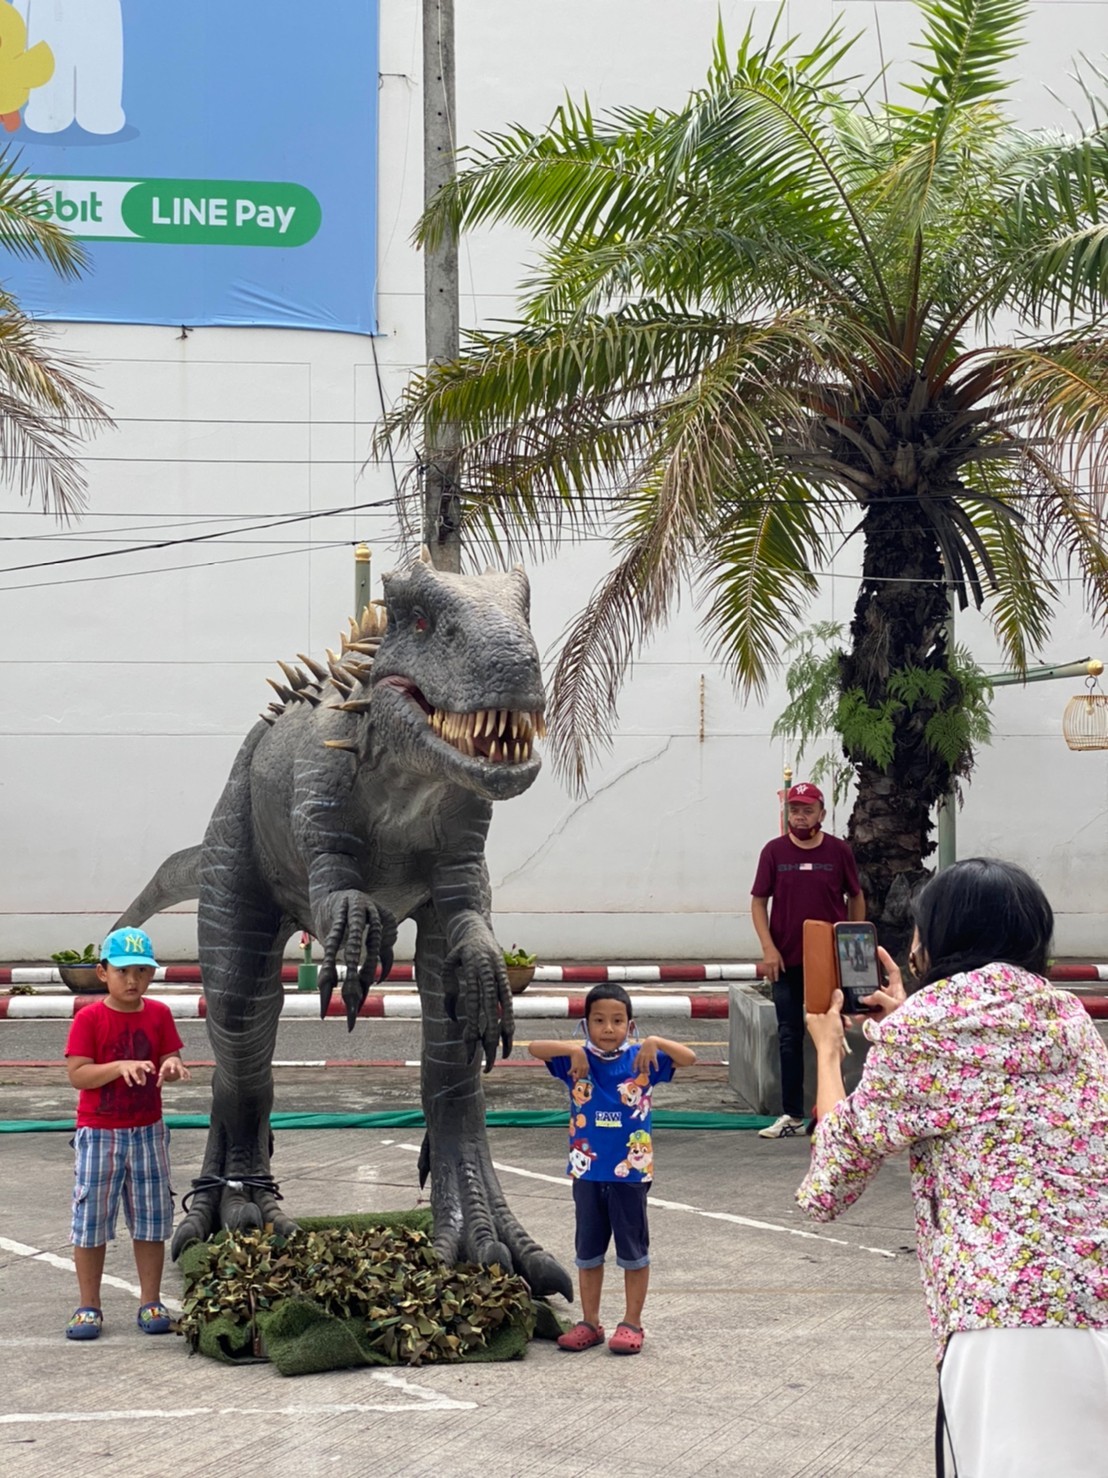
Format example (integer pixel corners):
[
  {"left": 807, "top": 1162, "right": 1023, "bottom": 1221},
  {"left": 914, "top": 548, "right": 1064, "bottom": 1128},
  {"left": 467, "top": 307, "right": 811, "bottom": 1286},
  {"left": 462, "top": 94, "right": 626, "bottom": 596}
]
[{"left": 1062, "top": 661, "right": 1108, "bottom": 751}]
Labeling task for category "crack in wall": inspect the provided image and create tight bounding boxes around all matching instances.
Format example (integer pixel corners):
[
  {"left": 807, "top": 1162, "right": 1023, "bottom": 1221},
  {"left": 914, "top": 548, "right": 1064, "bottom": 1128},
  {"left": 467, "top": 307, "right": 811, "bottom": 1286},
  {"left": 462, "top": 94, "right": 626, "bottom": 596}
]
[{"left": 494, "top": 736, "right": 676, "bottom": 891}]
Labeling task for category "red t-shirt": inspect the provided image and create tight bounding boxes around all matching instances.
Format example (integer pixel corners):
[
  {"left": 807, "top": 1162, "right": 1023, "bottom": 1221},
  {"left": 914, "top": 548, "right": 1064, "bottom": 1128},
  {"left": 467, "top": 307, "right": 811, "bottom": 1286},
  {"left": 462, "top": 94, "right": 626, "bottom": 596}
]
[
  {"left": 750, "top": 833, "right": 862, "bottom": 968},
  {"left": 64, "top": 997, "right": 184, "bottom": 1129}
]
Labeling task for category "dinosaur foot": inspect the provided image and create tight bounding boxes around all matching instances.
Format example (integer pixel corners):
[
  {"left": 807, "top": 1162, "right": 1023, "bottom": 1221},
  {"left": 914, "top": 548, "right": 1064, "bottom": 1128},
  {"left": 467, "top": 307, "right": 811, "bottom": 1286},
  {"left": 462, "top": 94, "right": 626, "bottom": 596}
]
[
  {"left": 171, "top": 1171, "right": 298, "bottom": 1260},
  {"left": 423, "top": 1135, "right": 573, "bottom": 1302}
]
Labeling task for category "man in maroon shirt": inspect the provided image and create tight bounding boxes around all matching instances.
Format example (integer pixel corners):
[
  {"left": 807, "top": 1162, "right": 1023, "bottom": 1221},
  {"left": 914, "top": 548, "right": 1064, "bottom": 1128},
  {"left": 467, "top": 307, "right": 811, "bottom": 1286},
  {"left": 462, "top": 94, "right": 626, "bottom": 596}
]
[{"left": 750, "top": 783, "right": 865, "bottom": 1138}]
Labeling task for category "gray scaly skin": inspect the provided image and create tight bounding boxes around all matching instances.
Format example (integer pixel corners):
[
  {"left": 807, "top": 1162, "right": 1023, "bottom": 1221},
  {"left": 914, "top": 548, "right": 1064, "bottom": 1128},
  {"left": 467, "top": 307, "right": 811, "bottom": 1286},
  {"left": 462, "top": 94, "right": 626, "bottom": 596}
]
[{"left": 115, "top": 553, "right": 572, "bottom": 1300}]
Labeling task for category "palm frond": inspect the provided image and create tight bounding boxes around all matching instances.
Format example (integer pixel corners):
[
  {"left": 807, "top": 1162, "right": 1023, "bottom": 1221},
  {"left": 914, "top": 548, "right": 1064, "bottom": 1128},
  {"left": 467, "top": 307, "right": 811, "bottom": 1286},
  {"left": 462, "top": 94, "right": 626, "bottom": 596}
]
[
  {"left": 0, "top": 300, "right": 111, "bottom": 517},
  {"left": 0, "top": 154, "right": 88, "bottom": 277},
  {"left": 907, "top": 0, "right": 1027, "bottom": 116}
]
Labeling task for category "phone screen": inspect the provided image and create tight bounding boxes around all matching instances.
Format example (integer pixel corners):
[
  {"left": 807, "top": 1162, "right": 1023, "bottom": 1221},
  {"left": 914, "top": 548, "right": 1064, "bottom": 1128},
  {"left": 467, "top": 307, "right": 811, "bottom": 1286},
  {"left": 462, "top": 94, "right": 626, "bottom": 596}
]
[{"left": 834, "top": 923, "right": 882, "bottom": 1011}]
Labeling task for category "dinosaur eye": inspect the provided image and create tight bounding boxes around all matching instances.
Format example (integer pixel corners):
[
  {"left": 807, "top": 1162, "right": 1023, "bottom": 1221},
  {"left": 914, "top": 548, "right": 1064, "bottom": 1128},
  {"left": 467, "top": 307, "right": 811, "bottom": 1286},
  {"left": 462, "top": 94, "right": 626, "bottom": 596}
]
[{"left": 413, "top": 610, "right": 429, "bottom": 634}]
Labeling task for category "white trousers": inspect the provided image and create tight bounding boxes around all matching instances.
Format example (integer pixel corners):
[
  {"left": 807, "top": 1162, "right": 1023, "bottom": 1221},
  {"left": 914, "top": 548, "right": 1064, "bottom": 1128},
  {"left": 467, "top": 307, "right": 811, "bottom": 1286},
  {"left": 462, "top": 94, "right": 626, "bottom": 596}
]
[{"left": 941, "top": 1328, "right": 1108, "bottom": 1477}]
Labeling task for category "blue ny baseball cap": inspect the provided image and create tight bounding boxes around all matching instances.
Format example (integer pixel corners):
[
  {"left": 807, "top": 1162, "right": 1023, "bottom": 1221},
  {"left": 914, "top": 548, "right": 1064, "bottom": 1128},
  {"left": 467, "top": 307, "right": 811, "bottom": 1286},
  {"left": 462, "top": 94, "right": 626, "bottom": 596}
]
[{"left": 100, "top": 927, "right": 159, "bottom": 969}]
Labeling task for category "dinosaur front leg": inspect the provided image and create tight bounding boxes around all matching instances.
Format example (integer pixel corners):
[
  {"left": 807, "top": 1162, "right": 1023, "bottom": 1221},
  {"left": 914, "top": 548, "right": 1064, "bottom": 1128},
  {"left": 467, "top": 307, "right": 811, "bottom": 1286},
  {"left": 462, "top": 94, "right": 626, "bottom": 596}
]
[{"left": 414, "top": 903, "right": 572, "bottom": 1301}]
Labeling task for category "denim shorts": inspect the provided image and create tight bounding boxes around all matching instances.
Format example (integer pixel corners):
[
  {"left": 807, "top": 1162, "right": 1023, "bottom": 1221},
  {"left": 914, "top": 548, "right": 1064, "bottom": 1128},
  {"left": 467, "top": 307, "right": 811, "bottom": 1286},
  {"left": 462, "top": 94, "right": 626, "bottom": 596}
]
[
  {"left": 71, "top": 1122, "right": 174, "bottom": 1247},
  {"left": 572, "top": 1178, "right": 650, "bottom": 1270}
]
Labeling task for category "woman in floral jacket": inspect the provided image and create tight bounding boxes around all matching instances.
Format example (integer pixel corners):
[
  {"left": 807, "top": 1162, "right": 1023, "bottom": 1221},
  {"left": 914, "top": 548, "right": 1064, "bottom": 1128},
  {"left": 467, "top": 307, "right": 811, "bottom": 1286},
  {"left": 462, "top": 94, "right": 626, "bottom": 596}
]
[{"left": 797, "top": 858, "right": 1108, "bottom": 1478}]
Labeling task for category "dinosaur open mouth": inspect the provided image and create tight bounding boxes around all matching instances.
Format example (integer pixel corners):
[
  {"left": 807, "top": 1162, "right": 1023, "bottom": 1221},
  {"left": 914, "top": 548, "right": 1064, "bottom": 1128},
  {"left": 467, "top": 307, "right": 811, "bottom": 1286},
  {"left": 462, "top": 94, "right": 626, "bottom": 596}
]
[
  {"left": 375, "top": 675, "right": 545, "bottom": 764},
  {"left": 427, "top": 705, "right": 546, "bottom": 763}
]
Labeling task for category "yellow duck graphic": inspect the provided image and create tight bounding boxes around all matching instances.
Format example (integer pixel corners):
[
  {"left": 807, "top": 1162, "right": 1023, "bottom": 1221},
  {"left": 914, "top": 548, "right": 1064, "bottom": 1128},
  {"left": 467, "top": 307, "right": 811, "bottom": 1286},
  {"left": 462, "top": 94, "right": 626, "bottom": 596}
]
[{"left": 0, "top": 3, "right": 52, "bottom": 133}]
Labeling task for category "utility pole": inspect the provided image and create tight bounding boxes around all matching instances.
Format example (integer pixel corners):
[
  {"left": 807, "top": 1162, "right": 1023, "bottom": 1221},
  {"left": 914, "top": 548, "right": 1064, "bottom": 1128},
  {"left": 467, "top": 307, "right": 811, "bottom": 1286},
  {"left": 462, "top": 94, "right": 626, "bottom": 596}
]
[{"left": 422, "top": 0, "right": 462, "bottom": 572}]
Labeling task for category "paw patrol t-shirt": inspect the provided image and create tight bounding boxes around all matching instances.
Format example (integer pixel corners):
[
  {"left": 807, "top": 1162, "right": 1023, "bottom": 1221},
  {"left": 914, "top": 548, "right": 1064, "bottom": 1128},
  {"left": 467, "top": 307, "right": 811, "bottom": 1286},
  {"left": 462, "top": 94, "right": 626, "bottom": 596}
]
[{"left": 547, "top": 1042, "right": 675, "bottom": 1183}]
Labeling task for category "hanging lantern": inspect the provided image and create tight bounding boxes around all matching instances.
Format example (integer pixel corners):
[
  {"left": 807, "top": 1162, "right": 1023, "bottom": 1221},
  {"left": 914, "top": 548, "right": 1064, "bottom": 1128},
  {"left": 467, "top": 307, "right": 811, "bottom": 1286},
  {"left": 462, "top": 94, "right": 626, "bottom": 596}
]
[{"left": 1063, "top": 675, "right": 1108, "bottom": 751}]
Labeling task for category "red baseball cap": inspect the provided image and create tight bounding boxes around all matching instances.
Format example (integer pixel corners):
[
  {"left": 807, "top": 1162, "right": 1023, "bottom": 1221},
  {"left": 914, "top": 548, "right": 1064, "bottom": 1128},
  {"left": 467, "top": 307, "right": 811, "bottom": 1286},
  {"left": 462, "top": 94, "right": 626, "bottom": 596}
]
[{"left": 786, "top": 782, "right": 824, "bottom": 806}]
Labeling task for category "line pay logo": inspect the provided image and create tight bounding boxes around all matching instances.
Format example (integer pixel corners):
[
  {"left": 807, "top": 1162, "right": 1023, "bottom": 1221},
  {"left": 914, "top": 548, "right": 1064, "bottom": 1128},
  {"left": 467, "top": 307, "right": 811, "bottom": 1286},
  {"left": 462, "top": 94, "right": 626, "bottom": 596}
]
[{"left": 28, "top": 177, "right": 321, "bottom": 247}]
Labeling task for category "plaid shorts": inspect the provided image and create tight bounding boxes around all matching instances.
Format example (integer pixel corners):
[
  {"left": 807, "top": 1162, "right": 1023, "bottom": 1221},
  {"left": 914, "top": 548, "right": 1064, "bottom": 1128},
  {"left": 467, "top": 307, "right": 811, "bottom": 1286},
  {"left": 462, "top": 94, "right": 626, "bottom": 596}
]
[{"left": 70, "top": 1122, "right": 174, "bottom": 1247}]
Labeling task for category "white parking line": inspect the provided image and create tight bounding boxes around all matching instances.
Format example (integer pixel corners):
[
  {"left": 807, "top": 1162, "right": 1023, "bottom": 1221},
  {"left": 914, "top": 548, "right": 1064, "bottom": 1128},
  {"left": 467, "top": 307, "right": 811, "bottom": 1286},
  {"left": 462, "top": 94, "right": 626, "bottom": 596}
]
[
  {"left": 0, "top": 1375, "right": 477, "bottom": 1424},
  {"left": 0, "top": 1235, "right": 184, "bottom": 1311},
  {"left": 394, "top": 1143, "right": 897, "bottom": 1260}
]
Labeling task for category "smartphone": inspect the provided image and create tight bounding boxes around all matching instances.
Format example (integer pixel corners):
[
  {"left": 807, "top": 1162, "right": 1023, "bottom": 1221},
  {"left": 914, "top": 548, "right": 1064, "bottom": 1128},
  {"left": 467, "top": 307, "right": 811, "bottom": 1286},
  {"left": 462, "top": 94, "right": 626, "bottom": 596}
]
[{"left": 833, "top": 921, "right": 883, "bottom": 1013}]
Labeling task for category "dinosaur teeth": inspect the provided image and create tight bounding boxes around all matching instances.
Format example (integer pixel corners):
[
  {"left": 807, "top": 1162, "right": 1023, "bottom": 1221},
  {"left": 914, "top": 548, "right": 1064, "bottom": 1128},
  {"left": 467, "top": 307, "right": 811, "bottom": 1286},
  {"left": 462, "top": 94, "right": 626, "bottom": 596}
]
[{"left": 425, "top": 707, "right": 543, "bottom": 762}]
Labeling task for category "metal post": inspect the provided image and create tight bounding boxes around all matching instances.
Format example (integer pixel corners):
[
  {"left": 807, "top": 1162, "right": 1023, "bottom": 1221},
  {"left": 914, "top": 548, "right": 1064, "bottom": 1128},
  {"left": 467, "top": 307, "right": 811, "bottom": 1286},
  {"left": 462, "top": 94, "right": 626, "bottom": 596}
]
[
  {"left": 354, "top": 543, "right": 372, "bottom": 620},
  {"left": 936, "top": 657, "right": 1103, "bottom": 870},
  {"left": 422, "top": 0, "right": 461, "bottom": 572}
]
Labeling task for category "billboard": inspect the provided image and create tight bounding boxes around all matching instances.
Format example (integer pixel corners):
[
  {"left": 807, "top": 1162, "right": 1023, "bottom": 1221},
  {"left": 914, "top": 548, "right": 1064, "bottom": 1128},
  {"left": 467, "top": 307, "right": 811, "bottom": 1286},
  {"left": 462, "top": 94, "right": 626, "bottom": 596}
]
[{"left": 0, "top": 1, "right": 379, "bottom": 334}]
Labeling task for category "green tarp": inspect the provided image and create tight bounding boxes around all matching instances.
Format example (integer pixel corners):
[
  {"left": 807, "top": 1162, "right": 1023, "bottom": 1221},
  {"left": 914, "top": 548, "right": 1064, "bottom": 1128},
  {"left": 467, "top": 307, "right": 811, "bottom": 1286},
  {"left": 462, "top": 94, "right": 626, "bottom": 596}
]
[{"left": 0, "top": 1108, "right": 773, "bottom": 1133}]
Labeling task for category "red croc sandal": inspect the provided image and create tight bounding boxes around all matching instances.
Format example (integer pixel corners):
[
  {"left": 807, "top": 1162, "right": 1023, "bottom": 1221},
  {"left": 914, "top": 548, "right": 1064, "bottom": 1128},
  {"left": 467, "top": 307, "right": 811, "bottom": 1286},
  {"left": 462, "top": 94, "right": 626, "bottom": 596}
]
[
  {"left": 608, "top": 1322, "right": 645, "bottom": 1355},
  {"left": 556, "top": 1320, "right": 606, "bottom": 1351}
]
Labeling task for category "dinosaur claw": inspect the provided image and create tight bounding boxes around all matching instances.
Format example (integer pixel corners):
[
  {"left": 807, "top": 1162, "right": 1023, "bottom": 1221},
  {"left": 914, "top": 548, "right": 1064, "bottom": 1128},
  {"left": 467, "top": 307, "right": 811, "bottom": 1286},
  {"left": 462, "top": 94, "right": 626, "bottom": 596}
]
[
  {"left": 500, "top": 1028, "right": 513, "bottom": 1060},
  {"left": 318, "top": 979, "right": 335, "bottom": 1019}
]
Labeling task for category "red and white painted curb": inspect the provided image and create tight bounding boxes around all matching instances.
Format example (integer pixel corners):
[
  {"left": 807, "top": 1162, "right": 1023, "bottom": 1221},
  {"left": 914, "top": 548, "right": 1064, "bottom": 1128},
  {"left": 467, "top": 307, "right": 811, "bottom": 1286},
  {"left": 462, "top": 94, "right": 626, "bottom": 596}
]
[
  {"left": 6, "top": 960, "right": 1108, "bottom": 986},
  {"left": 0, "top": 962, "right": 760, "bottom": 987},
  {"left": 0, "top": 991, "right": 728, "bottom": 1021}
]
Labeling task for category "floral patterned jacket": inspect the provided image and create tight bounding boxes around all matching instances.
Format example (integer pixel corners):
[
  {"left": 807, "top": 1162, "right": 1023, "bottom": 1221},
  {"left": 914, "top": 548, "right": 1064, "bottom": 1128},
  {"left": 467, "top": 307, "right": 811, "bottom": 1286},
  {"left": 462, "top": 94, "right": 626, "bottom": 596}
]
[{"left": 796, "top": 962, "right": 1108, "bottom": 1358}]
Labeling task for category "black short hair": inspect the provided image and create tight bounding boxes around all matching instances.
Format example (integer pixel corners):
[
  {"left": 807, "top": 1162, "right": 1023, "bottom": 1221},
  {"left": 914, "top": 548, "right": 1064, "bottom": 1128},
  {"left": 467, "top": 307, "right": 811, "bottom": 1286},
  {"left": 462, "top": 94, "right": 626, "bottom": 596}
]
[
  {"left": 583, "top": 982, "right": 633, "bottom": 1019},
  {"left": 912, "top": 857, "right": 1053, "bottom": 985}
]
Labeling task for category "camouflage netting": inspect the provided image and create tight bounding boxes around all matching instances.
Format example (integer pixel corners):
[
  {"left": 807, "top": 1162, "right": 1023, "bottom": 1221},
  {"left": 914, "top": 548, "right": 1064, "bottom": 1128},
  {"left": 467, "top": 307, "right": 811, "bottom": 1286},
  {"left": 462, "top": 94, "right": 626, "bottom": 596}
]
[{"left": 177, "top": 1212, "right": 564, "bottom": 1375}]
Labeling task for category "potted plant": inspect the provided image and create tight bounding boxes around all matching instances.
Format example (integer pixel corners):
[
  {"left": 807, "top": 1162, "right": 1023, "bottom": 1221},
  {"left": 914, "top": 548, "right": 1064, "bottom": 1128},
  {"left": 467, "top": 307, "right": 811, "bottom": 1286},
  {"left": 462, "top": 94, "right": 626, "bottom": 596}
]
[
  {"left": 52, "top": 944, "right": 106, "bottom": 995},
  {"left": 503, "top": 945, "right": 537, "bottom": 995}
]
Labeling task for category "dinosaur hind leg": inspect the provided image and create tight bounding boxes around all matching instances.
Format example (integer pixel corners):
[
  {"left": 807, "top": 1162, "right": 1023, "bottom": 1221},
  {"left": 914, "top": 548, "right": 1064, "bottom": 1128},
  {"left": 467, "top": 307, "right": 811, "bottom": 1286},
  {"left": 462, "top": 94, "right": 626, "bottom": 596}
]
[
  {"left": 172, "top": 820, "right": 293, "bottom": 1257},
  {"left": 415, "top": 903, "right": 572, "bottom": 1301}
]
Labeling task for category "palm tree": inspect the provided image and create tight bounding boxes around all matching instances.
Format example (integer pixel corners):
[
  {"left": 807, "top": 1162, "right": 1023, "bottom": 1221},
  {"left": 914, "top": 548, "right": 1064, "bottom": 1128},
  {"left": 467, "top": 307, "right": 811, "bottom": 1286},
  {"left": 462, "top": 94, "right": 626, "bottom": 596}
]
[
  {"left": 0, "top": 157, "right": 111, "bottom": 517},
  {"left": 382, "top": 0, "right": 1108, "bottom": 946}
]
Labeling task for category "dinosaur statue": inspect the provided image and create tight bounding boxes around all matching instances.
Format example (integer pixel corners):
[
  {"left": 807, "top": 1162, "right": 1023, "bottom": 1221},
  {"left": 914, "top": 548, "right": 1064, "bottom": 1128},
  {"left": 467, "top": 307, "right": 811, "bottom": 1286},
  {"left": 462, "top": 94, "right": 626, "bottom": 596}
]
[{"left": 116, "top": 552, "right": 572, "bottom": 1300}]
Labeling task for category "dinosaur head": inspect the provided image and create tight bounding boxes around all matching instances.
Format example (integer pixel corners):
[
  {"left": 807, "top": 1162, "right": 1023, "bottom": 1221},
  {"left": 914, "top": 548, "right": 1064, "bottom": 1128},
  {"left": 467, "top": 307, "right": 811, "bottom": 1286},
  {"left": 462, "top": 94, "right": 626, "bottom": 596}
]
[{"left": 370, "top": 553, "right": 545, "bottom": 802}]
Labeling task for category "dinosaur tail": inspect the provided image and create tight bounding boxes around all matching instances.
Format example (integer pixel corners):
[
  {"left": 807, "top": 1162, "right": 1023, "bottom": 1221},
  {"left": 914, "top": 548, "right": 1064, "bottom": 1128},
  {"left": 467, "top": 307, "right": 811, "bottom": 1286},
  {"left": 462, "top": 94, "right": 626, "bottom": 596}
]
[{"left": 112, "top": 845, "right": 201, "bottom": 929}]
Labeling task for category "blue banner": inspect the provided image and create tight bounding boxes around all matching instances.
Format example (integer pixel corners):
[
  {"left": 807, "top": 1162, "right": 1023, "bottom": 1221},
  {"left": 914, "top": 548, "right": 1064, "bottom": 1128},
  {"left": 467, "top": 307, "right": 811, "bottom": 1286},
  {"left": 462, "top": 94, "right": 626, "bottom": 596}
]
[{"left": 0, "top": 1, "right": 379, "bottom": 333}]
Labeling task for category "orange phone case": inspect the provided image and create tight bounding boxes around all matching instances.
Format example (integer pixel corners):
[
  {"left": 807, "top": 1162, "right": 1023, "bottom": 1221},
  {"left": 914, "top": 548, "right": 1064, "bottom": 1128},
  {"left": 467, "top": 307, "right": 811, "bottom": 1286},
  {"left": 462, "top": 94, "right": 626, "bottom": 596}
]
[{"left": 802, "top": 919, "right": 838, "bottom": 1013}]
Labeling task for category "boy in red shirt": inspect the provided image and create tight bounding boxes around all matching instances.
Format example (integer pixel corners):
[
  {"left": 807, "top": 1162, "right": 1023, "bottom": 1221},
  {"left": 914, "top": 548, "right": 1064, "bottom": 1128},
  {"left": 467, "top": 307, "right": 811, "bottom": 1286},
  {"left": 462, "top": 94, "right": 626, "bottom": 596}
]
[
  {"left": 63, "top": 927, "right": 190, "bottom": 1340},
  {"left": 750, "top": 783, "right": 864, "bottom": 1138}
]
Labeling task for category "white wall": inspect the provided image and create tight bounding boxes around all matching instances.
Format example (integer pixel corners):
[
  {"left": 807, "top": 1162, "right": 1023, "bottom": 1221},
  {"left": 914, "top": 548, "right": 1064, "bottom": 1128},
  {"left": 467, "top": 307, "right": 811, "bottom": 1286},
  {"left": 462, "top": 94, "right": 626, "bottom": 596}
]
[{"left": 1, "top": 0, "right": 1105, "bottom": 962}]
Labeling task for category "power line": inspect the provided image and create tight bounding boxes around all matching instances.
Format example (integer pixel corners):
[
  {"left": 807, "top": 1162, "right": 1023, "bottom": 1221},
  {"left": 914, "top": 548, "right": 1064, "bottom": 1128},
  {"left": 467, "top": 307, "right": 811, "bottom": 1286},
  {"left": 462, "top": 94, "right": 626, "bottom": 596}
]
[
  {"left": 0, "top": 499, "right": 397, "bottom": 577},
  {"left": 0, "top": 540, "right": 350, "bottom": 595}
]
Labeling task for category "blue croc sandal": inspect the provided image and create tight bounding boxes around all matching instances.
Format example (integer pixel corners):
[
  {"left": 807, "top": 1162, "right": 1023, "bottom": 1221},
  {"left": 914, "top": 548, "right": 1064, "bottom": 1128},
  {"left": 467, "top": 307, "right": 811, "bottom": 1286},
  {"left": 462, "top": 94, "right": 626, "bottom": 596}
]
[
  {"left": 137, "top": 1302, "right": 172, "bottom": 1335},
  {"left": 66, "top": 1306, "right": 103, "bottom": 1340}
]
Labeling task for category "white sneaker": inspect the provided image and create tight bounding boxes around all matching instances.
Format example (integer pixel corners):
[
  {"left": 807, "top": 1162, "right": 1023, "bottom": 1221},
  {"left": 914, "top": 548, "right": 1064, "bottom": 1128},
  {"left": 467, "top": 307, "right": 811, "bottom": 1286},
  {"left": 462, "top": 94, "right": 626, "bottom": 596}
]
[{"left": 758, "top": 1114, "right": 806, "bottom": 1139}]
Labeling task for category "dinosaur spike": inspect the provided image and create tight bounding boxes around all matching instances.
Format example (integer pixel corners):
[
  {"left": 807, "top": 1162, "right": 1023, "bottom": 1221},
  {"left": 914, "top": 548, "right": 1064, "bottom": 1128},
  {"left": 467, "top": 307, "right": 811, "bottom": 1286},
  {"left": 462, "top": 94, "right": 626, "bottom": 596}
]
[
  {"left": 266, "top": 678, "right": 296, "bottom": 703},
  {"left": 348, "top": 617, "right": 360, "bottom": 641},
  {"left": 345, "top": 640, "right": 378, "bottom": 655},
  {"left": 298, "top": 654, "right": 328, "bottom": 683},
  {"left": 261, "top": 713, "right": 276, "bottom": 725},
  {"left": 323, "top": 739, "right": 359, "bottom": 753},
  {"left": 420, "top": 544, "right": 433, "bottom": 565},
  {"left": 303, "top": 691, "right": 322, "bottom": 707},
  {"left": 339, "top": 633, "right": 351, "bottom": 654},
  {"left": 327, "top": 658, "right": 351, "bottom": 687},
  {"left": 268, "top": 702, "right": 285, "bottom": 715},
  {"left": 278, "top": 660, "right": 306, "bottom": 690},
  {"left": 338, "top": 699, "right": 373, "bottom": 714}
]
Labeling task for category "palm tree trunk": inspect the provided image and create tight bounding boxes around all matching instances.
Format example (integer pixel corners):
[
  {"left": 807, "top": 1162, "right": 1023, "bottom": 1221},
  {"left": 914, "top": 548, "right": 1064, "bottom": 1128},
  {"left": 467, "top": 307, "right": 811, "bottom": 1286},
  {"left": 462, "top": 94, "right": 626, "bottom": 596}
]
[{"left": 840, "top": 497, "right": 957, "bottom": 954}]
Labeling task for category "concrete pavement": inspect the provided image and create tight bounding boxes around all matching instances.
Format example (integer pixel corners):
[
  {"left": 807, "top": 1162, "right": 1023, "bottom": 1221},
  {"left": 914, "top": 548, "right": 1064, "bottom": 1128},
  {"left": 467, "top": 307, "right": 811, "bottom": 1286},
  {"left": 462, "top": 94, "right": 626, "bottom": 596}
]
[{"left": 0, "top": 1053, "right": 937, "bottom": 1478}]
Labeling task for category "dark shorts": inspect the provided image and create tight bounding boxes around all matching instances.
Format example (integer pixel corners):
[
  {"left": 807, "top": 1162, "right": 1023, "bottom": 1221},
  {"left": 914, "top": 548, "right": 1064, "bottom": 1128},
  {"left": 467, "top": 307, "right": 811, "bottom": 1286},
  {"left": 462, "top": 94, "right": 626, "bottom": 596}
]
[{"left": 572, "top": 1178, "right": 650, "bottom": 1270}]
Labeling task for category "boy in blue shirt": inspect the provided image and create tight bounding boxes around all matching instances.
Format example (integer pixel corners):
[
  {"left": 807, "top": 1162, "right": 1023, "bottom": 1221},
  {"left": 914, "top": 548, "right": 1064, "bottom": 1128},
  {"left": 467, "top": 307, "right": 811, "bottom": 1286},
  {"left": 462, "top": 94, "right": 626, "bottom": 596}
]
[{"left": 530, "top": 983, "right": 696, "bottom": 1355}]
